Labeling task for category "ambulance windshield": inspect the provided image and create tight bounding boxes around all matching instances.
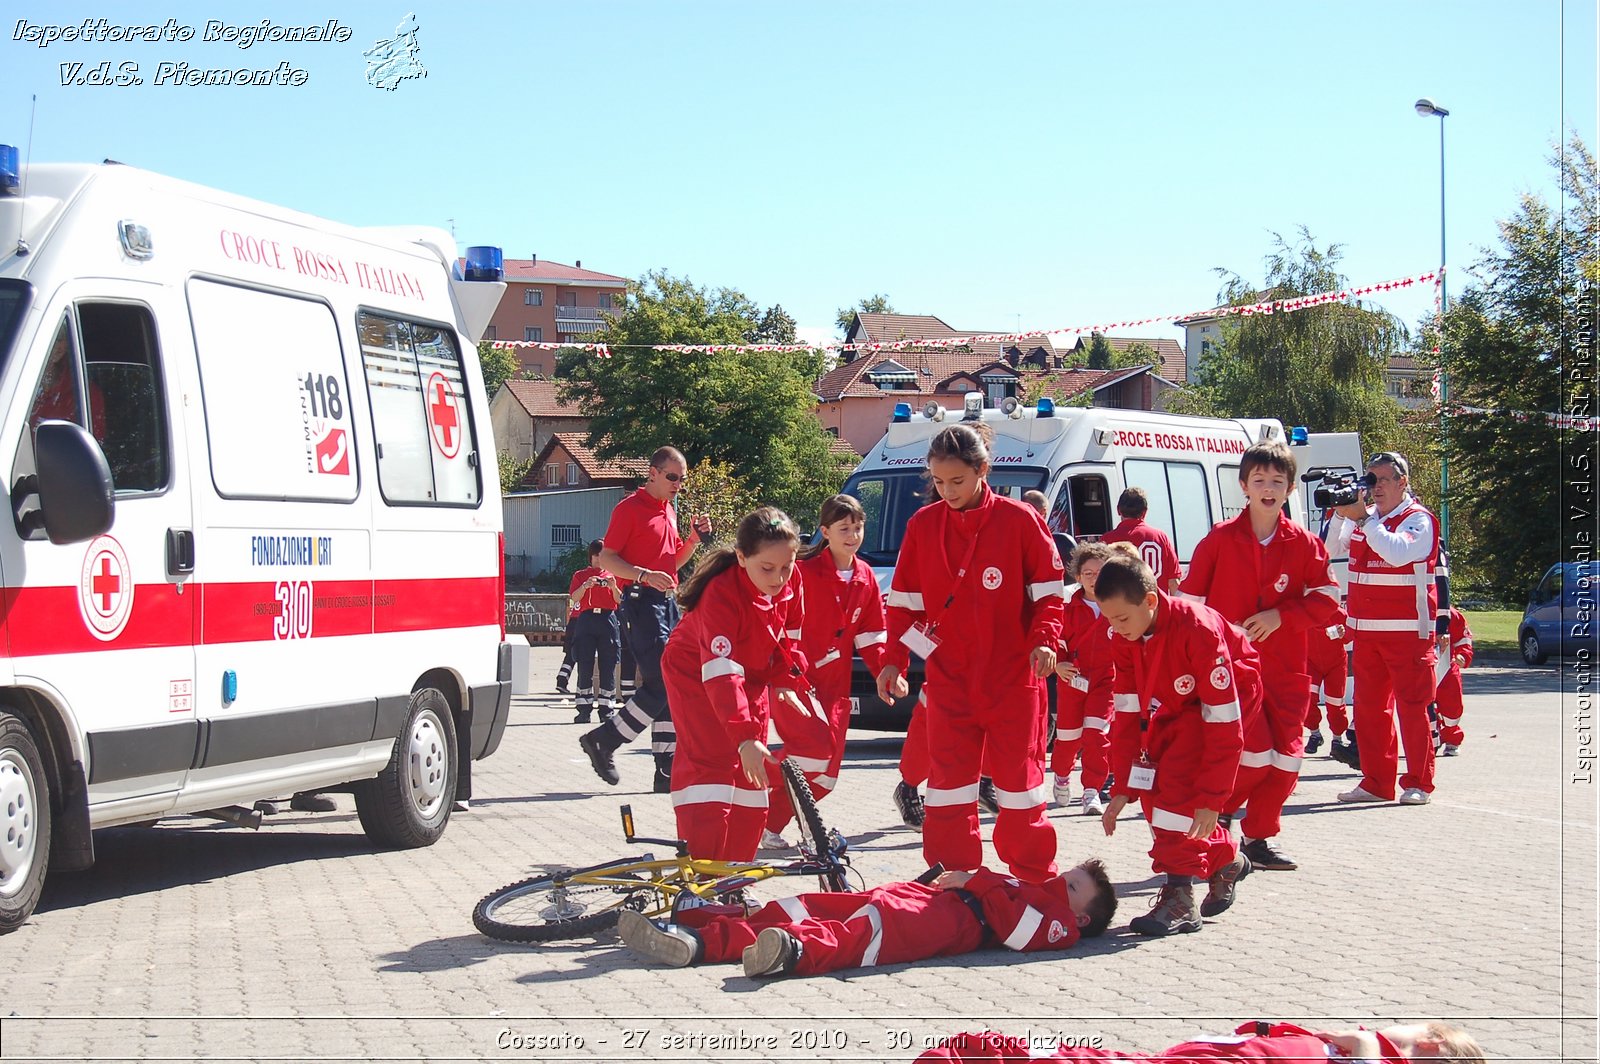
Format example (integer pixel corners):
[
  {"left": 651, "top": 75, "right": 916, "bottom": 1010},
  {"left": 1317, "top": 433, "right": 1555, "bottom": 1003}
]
[
  {"left": 842, "top": 466, "right": 1047, "bottom": 567},
  {"left": 0, "top": 281, "right": 28, "bottom": 369}
]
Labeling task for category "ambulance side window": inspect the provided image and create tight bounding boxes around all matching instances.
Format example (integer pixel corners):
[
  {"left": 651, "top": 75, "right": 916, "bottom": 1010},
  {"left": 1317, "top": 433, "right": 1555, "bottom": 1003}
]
[
  {"left": 1218, "top": 465, "right": 1246, "bottom": 521},
  {"left": 1046, "top": 482, "right": 1073, "bottom": 534},
  {"left": 1068, "top": 475, "right": 1110, "bottom": 537},
  {"left": 1124, "top": 458, "right": 1211, "bottom": 559},
  {"left": 358, "top": 311, "right": 479, "bottom": 507}
]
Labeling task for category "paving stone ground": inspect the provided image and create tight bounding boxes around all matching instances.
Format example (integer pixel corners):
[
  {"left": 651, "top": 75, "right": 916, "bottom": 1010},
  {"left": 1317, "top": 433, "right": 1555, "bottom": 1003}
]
[{"left": 1, "top": 649, "right": 1594, "bottom": 1063}]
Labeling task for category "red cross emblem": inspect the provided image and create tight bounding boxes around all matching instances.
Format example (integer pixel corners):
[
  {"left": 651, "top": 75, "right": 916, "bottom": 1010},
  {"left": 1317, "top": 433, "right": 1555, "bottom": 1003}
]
[
  {"left": 426, "top": 372, "right": 462, "bottom": 458},
  {"left": 78, "top": 535, "right": 134, "bottom": 641}
]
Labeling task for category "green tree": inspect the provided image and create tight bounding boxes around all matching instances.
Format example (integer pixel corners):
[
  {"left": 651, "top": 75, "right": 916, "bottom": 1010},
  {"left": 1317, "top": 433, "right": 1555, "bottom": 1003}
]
[
  {"left": 746, "top": 304, "right": 798, "bottom": 344},
  {"left": 1114, "top": 340, "right": 1163, "bottom": 371},
  {"left": 477, "top": 339, "right": 523, "bottom": 399},
  {"left": 835, "top": 293, "right": 896, "bottom": 334},
  {"left": 1170, "top": 230, "right": 1404, "bottom": 446},
  {"left": 1417, "top": 134, "right": 1597, "bottom": 601},
  {"left": 1084, "top": 331, "right": 1115, "bottom": 370},
  {"left": 676, "top": 458, "right": 758, "bottom": 556},
  {"left": 559, "top": 270, "right": 847, "bottom": 521},
  {"left": 497, "top": 450, "right": 533, "bottom": 494}
]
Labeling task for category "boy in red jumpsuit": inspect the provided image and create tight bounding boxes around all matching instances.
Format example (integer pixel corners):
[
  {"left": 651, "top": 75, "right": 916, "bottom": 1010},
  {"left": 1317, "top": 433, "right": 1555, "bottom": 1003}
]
[
  {"left": 1435, "top": 607, "right": 1474, "bottom": 755},
  {"left": 919, "top": 1020, "right": 1485, "bottom": 1063},
  {"left": 1101, "top": 487, "right": 1183, "bottom": 593},
  {"left": 1303, "top": 607, "right": 1350, "bottom": 755},
  {"left": 1052, "top": 542, "right": 1119, "bottom": 815},
  {"left": 1179, "top": 441, "right": 1339, "bottom": 872},
  {"left": 1098, "top": 554, "right": 1257, "bottom": 936},
  {"left": 617, "top": 859, "right": 1116, "bottom": 977}
]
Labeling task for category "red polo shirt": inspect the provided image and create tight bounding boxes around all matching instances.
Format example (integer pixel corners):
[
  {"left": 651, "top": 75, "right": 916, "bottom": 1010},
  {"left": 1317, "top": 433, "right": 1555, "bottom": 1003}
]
[{"left": 603, "top": 487, "right": 684, "bottom": 586}]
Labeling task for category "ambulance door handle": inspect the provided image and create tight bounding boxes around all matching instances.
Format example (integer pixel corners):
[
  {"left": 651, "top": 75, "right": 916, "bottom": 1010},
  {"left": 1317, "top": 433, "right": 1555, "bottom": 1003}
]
[{"left": 166, "top": 528, "right": 195, "bottom": 576}]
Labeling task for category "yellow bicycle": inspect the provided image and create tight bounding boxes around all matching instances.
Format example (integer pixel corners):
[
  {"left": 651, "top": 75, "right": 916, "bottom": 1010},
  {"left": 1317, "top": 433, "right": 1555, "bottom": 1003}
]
[{"left": 473, "top": 758, "right": 854, "bottom": 944}]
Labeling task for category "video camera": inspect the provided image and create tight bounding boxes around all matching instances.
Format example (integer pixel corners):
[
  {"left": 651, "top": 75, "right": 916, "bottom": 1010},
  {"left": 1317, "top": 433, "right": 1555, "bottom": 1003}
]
[{"left": 1310, "top": 470, "right": 1377, "bottom": 509}]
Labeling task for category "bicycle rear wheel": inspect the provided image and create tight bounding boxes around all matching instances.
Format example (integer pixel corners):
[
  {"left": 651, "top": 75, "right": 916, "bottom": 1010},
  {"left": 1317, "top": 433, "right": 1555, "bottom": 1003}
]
[
  {"left": 780, "top": 757, "right": 848, "bottom": 891},
  {"left": 473, "top": 868, "right": 658, "bottom": 943}
]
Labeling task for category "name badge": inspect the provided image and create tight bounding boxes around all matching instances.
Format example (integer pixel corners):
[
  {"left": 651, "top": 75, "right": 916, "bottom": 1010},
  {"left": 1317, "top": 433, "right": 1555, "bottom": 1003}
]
[
  {"left": 1069, "top": 674, "right": 1090, "bottom": 693},
  {"left": 899, "top": 622, "right": 941, "bottom": 660},
  {"left": 1128, "top": 763, "right": 1156, "bottom": 790}
]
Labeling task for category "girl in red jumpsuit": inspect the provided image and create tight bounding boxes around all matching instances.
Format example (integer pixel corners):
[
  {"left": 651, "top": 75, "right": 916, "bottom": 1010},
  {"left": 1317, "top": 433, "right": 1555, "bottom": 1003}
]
[
  {"left": 878, "top": 423, "right": 1066, "bottom": 883},
  {"left": 1052, "top": 541, "right": 1118, "bottom": 815},
  {"left": 661, "top": 507, "right": 817, "bottom": 861},
  {"left": 763, "top": 494, "right": 888, "bottom": 848}
]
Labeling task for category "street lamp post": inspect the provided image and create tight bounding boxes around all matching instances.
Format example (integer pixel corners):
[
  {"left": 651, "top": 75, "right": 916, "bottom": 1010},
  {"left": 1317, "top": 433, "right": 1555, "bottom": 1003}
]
[{"left": 1416, "top": 97, "right": 1450, "bottom": 548}]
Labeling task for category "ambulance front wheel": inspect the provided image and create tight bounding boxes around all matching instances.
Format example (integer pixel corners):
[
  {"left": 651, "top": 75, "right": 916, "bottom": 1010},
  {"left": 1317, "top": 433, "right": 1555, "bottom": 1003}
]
[
  {"left": 0, "top": 710, "right": 52, "bottom": 934},
  {"left": 355, "top": 688, "right": 457, "bottom": 849}
]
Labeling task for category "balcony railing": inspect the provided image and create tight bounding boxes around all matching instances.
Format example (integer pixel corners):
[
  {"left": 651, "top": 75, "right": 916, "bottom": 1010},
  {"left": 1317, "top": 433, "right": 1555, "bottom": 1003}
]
[{"left": 554, "top": 305, "right": 615, "bottom": 322}]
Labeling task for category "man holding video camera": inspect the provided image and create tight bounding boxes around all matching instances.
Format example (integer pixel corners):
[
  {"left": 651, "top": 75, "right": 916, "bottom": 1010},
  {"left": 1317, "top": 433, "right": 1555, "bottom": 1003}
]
[{"left": 1326, "top": 451, "right": 1441, "bottom": 806}]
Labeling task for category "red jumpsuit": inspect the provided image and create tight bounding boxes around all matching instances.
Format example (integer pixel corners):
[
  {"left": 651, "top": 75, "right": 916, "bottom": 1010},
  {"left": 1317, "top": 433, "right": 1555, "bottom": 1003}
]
[
  {"left": 1335, "top": 498, "right": 1440, "bottom": 798},
  {"left": 660, "top": 565, "right": 809, "bottom": 861},
  {"left": 1102, "top": 516, "right": 1183, "bottom": 590},
  {"left": 678, "top": 868, "right": 1081, "bottom": 975},
  {"left": 1051, "top": 588, "right": 1113, "bottom": 790},
  {"left": 767, "top": 551, "right": 887, "bottom": 832},
  {"left": 919, "top": 1022, "right": 1399, "bottom": 1063},
  {"left": 1181, "top": 512, "right": 1338, "bottom": 841},
  {"left": 1435, "top": 608, "right": 1474, "bottom": 746},
  {"left": 886, "top": 486, "right": 1065, "bottom": 882},
  {"left": 1303, "top": 607, "right": 1350, "bottom": 736},
  {"left": 1108, "top": 593, "right": 1253, "bottom": 879}
]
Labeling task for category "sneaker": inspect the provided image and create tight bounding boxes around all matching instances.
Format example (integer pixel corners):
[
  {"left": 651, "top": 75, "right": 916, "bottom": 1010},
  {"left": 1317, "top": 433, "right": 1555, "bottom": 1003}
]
[
  {"left": 893, "top": 780, "right": 925, "bottom": 832},
  {"left": 1200, "top": 852, "right": 1252, "bottom": 917},
  {"left": 578, "top": 730, "right": 620, "bottom": 786},
  {"left": 759, "top": 829, "right": 793, "bottom": 851},
  {"left": 1439, "top": 743, "right": 1460, "bottom": 757},
  {"left": 1081, "top": 790, "right": 1106, "bottom": 816},
  {"left": 742, "top": 927, "right": 801, "bottom": 978},
  {"left": 1304, "top": 730, "right": 1324, "bottom": 755},
  {"left": 1328, "top": 740, "right": 1362, "bottom": 771},
  {"left": 1337, "top": 785, "right": 1388, "bottom": 803},
  {"left": 1399, "top": 787, "right": 1431, "bottom": 805},
  {"left": 617, "top": 910, "right": 703, "bottom": 968},
  {"left": 1129, "top": 881, "right": 1201, "bottom": 937},
  {"left": 290, "top": 792, "right": 336, "bottom": 812},
  {"left": 977, "top": 777, "right": 1000, "bottom": 816},
  {"left": 1240, "top": 837, "right": 1297, "bottom": 871},
  {"left": 1052, "top": 776, "right": 1073, "bottom": 808}
]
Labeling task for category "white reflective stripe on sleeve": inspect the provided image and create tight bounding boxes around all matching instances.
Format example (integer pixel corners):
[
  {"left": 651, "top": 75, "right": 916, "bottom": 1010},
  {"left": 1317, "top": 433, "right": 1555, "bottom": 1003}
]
[
  {"left": 1309, "top": 584, "right": 1340, "bottom": 600},
  {"left": 1083, "top": 715, "right": 1110, "bottom": 732},
  {"left": 1438, "top": 713, "right": 1461, "bottom": 726},
  {"left": 1238, "top": 748, "right": 1272, "bottom": 769},
  {"left": 811, "top": 774, "right": 838, "bottom": 792},
  {"left": 1325, "top": 697, "right": 1346, "bottom": 707},
  {"left": 730, "top": 786, "right": 769, "bottom": 808},
  {"left": 855, "top": 630, "right": 888, "bottom": 649},
  {"left": 1055, "top": 727, "right": 1084, "bottom": 741},
  {"left": 1114, "top": 693, "right": 1140, "bottom": 714},
  {"left": 995, "top": 780, "right": 1051, "bottom": 809},
  {"left": 702, "top": 658, "right": 746, "bottom": 681},
  {"left": 787, "top": 754, "right": 832, "bottom": 773},
  {"left": 1201, "top": 699, "right": 1241, "bottom": 723},
  {"left": 924, "top": 782, "right": 981, "bottom": 807},
  {"left": 1269, "top": 751, "right": 1303, "bottom": 773},
  {"left": 672, "top": 784, "right": 734, "bottom": 807},
  {"left": 1150, "top": 807, "right": 1195, "bottom": 833},
  {"left": 1028, "top": 580, "right": 1066, "bottom": 601},
  {"left": 787, "top": 629, "right": 803, "bottom": 640},
  {"left": 813, "top": 649, "right": 842, "bottom": 668},
  {"left": 777, "top": 895, "right": 810, "bottom": 922},
  {"left": 1457, "top": 638, "right": 1473, "bottom": 650},
  {"left": 849, "top": 903, "right": 885, "bottom": 966},
  {"left": 1002, "top": 905, "right": 1045, "bottom": 951},
  {"left": 887, "top": 590, "right": 925, "bottom": 610},
  {"left": 1347, "top": 617, "right": 1428, "bottom": 632}
]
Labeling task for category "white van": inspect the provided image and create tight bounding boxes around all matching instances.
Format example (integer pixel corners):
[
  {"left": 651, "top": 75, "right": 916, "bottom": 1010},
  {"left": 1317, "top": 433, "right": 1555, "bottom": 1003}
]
[
  {"left": 0, "top": 156, "right": 514, "bottom": 932},
  {"left": 840, "top": 394, "right": 1361, "bottom": 726}
]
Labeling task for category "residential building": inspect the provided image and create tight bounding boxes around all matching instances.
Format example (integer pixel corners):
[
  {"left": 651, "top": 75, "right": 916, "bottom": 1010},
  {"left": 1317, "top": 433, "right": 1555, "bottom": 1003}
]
[
  {"left": 490, "top": 379, "right": 589, "bottom": 464},
  {"left": 1062, "top": 334, "right": 1187, "bottom": 383},
  {"left": 480, "top": 257, "right": 629, "bottom": 375},
  {"left": 1174, "top": 311, "right": 1226, "bottom": 382},
  {"left": 524, "top": 433, "right": 649, "bottom": 492},
  {"left": 1385, "top": 353, "right": 1434, "bottom": 410}
]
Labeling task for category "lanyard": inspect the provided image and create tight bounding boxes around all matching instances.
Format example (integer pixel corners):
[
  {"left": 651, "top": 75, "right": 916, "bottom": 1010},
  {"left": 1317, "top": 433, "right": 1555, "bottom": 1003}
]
[{"left": 931, "top": 496, "right": 992, "bottom": 626}]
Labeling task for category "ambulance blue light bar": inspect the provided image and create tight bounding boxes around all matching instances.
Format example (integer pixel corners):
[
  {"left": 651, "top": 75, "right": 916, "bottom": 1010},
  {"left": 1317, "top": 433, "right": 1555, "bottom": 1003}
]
[
  {"left": 892, "top": 402, "right": 912, "bottom": 423},
  {"left": 1036, "top": 398, "right": 1055, "bottom": 417},
  {"left": 463, "top": 245, "right": 503, "bottom": 281},
  {"left": 1290, "top": 425, "right": 1309, "bottom": 445},
  {"left": 0, "top": 145, "right": 19, "bottom": 195}
]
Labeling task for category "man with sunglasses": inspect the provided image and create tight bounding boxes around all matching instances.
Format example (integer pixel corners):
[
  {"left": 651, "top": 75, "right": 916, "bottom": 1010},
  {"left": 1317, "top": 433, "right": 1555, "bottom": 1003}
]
[
  {"left": 579, "top": 446, "right": 712, "bottom": 791},
  {"left": 1326, "top": 451, "right": 1441, "bottom": 806}
]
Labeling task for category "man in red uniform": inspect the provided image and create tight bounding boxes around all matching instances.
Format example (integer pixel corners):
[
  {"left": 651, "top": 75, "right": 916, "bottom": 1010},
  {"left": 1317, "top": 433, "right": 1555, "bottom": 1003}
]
[
  {"left": 578, "top": 446, "right": 711, "bottom": 792},
  {"left": 1180, "top": 441, "right": 1339, "bottom": 872},
  {"left": 1435, "top": 607, "right": 1474, "bottom": 755},
  {"left": 1097, "top": 554, "right": 1254, "bottom": 936},
  {"left": 1328, "top": 452, "right": 1441, "bottom": 805},
  {"left": 617, "top": 859, "right": 1115, "bottom": 977},
  {"left": 1101, "top": 487, "right": 1183, "bottom": 593},
  {"left": 919, "top": 1020, "right": 1485, "bottom": 1062},
  {"left": 566, "top": 540, "right": 622, "bottom": 724}
]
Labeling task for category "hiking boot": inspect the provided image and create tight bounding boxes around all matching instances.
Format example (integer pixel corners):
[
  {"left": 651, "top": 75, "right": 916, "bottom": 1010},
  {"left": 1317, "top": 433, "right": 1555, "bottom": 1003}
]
[
  {"left": 290, "top": 792, "right": 336, "bottom": 812},
  {"left": 573, "top": 709, "right": 592, "bottom": 725},
  {"left": 742, "top": 927, "right": 802, "bottom": 978},
  {"left": 1304, "top": 730, "right": 1324, "bottom": 755},
  {"left": 893, "top": 780, "right": 925, "bottom": 832},
  {"left": 578, "top": 729, "right": 620, "bottom": 786},
  {"left": 1328, "top": 736, "right": 1361, "bottom": 771},
  {"left": 1240, "top": 837, "right": 1297, "bottom": 871},
  {"left": 617, "top": 911, "right": 703, "bottom": 968},
  {"left": 1129, "top": 881, "right": 1201, "bottom": 937},
  {"left": 977, "top": 777, "right": 1000, "bottom": 816},
  {"left": 1200, "top": 852, "right": 1253, "bottom": 917}
]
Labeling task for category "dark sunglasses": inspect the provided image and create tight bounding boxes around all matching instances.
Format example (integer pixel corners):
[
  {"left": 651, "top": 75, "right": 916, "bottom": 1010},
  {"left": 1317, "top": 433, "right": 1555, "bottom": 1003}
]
[{"left": 658, "top": 471, "right": 686, "bottom": 483}]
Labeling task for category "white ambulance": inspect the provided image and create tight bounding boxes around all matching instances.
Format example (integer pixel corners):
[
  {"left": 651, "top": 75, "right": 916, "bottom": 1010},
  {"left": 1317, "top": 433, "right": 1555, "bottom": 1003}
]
[
  {"left": 0, "top": 153, "right": 514, "bottom": 932},
  {"left": 840, "top": 393, "right": 1362, "bottom": 726}
]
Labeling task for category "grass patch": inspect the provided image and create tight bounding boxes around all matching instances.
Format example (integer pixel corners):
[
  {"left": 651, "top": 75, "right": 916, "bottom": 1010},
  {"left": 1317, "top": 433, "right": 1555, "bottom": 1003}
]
[{"left": 1463, "top": 610, "right": 1521, "bottom": 655}]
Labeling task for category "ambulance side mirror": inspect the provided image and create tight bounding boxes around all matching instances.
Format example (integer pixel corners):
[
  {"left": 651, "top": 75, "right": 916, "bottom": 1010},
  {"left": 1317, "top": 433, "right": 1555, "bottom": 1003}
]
[{"left": 33, "top": 420, "right": 115, "bottom": 544}]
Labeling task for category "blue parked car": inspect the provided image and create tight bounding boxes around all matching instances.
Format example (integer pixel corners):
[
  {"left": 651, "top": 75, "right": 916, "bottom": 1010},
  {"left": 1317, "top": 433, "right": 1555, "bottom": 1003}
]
[{"left": 1519, "top": 562, "right": 1600, "bottom": 665}]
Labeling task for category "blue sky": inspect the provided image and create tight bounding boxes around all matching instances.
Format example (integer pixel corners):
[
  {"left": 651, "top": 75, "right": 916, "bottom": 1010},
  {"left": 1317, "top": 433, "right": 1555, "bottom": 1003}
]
[{"left": 3, "top": 1, "right": 1594, "bottom": 347}]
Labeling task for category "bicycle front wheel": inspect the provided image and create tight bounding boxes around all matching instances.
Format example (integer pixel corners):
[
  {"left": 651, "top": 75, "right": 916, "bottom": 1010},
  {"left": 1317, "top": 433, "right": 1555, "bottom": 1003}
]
[
  {"left": 474, "top": 870, "right": 656, "bottom": 943},
  {"left": 780, "top": 757, "right": 848, "bottom": 891}
]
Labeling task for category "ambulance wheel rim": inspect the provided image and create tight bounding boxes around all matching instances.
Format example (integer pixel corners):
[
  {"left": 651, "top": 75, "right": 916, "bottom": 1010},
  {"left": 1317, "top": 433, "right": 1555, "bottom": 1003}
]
[
  {"left": 0, "top": 748, "right": 39, "bottom": 899},
  {"left": 406, "top": 710, "right": 448, "bottom": 817}
]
